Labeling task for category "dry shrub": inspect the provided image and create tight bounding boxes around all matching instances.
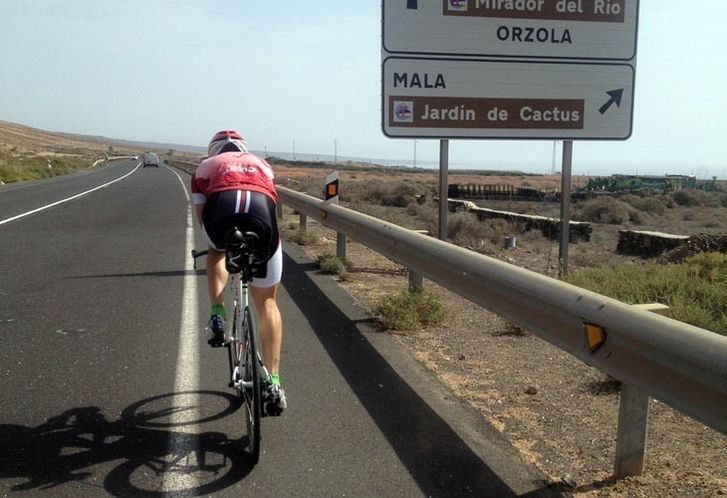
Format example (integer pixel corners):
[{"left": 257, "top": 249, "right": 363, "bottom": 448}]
[
  {"left": 706, "top": 192, "right": 727, "bottom": 208},
  {"left": 568, "top": 252, "right": 727, "bottom": 336},
  {"left": 673, "top": 189, "right": 706, "bottom": 207},
  {"left": 317, "top": 253, "right": 345, "bottom": 275},
  {"left": 0, "top": 154, "right": 92, "bottom": 183},
  {"left": 345, "top": 180, "right": 429, "bottom": 208},
  {"left": 375, "top": 289, "right": 445, "bottom": 331},
  {"left": 380, "top": 183, "right": 418, "bottom": 207},
  {"left": 447, "top": 212, "right": 512, "bottom": 247},
  {"left": 406, "top": 202, "right": 437, "bottom": 226},
  {"left": 348, "top": 201, "right": 420, "bottom": 229},
  {"left": 289, "top": 228, "right": 318, "bottom": 246},
  {"left": 317, "top": 253, "right": 350, "bottom": 280},
  {"left": 573, "top": 196, "right": 641, "bottom": 224},
  {"left": 621, "top": 194, "right": 668, "bottom": 216}
]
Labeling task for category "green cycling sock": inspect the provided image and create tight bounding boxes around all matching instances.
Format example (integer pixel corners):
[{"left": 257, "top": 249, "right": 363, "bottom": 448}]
[
  {"left": 211, "top": 304, "right": 226, "bottom": 320},
  {"left": 270, "top": 374, "right": 281, "bottom": 386}
]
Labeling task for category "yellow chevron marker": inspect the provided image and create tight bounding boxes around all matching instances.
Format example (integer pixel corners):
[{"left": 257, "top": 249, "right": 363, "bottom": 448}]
[{"left": 585, "top": 323, "right": 607, "bottom": 353}]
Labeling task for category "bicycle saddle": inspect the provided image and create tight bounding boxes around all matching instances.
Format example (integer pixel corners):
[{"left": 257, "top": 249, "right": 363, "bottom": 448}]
[
  {"left": 224, "top": 228, "right": 260, "bottom": 252},
  {"left": 223, "top": 227, "right": 262, "bottom": 274}
]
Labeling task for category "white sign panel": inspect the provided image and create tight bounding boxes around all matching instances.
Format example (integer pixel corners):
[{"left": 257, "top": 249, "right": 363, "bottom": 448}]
[
  {"left": 382, "top": 57, "right": 634, "bottom": 139},
  {"left": 383, "top": 0, "right": 639, "bottom": 61},
  {"left": 381, "top": 0, "right": 638, "bottom": 140}
]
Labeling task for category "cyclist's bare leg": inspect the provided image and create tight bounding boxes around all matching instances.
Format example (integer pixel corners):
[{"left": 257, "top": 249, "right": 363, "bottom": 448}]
[
  {"left": 250, "top": 284, "right": 282, "bottom": 375},
  {"left": 207, "top": 248, "right": 228, "bottom": 307}
]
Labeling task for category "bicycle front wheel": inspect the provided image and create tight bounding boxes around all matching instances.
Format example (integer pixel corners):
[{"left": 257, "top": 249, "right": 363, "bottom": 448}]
[{"left": 241, "top": 305, "right": 261, "bottom": 464}]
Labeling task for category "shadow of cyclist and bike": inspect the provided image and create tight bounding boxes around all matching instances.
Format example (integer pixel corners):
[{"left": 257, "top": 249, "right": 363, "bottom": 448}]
[{"left": 0, "top": 390, "right": 252, "bottom": 497}]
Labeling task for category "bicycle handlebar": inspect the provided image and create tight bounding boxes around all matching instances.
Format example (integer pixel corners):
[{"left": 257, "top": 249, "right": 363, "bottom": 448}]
[
  {"left": 191, "top": 249, "right": 208, "bottom": 259},
  {"left": 191, "top": 249, "right": 208, "bottom": 270}
]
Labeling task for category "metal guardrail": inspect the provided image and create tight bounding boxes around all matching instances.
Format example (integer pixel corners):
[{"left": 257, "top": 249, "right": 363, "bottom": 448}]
[{"left": 278, "top": 186, "right": 727, "bottom": 443}]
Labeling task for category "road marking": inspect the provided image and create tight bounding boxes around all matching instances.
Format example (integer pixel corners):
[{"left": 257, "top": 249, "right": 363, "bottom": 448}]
[
  {"left": 0, "top": 162, "right": 141, "bottom": 226},
  {"left": 163, "top": 166, "right": 201, "bottom": 494}
]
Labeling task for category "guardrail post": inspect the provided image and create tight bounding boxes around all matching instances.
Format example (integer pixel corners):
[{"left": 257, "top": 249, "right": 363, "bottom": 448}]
[
  {"left": 299, "top": 213, "right": 307, "bottom": 231},
  {"left": 614, "top": 383, "right": 649, "bottom": 478},
  {"left": 337, "top": 232, "right": 347, "bottom": 260},
  {"left": 276, "top": 202, "right": 283, "bottom": 220},
  {"left": 408, "top": 271, "right": 423, "bottom": 293},
  {"left": 614, "top": 303, "right": 670, "bottom": 479}
]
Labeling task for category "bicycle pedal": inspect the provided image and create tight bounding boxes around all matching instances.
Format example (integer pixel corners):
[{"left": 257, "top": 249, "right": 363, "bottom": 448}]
[
  {"left": 264, "top": 403, "right": 284, "bottom": 417},
  {"left": 207, "top": 338, "right": 226, "bottom": 348}
]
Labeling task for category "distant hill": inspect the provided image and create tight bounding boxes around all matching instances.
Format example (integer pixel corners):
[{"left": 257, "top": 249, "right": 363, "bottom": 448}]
[
  {"left": 0, "top": 119, "right": 204, "bottom": 158},
  {"left": 61, "top": 133, "right": 207, "bottom": 155},
  {"left": 0, "top": 119, "right": 206, "bottom": 183}
]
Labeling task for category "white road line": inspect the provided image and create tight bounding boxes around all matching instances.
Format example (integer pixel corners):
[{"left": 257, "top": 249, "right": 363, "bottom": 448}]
[
  {"left": 0, "top": 162, "right": 142, "bottom": 226},
  {"left": 163, "top": 166, "right": 201, "bottom": 494}
]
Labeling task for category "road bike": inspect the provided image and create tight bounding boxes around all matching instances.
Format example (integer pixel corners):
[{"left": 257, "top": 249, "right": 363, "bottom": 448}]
[{"left": 192, "top": 227, "right": 271, "bottom": 465}]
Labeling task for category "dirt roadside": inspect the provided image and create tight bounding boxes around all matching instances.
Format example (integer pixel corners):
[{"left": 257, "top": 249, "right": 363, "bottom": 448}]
[{"left": 281, "top": 209, "right": 727, "bottom": 498}]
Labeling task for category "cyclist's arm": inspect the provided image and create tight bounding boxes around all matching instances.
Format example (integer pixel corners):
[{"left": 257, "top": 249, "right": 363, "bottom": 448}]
[
  {"left": 191, "top": 170, "right": 207, "bottom": 228},
  {"left": 194, "top": 203, "right": 204, "bottom": 228}
]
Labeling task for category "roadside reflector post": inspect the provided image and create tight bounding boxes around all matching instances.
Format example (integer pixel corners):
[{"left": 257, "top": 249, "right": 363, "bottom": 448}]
[
  {"left": 324, "top": 171, "right": 346, "bottom": 261},
  {"left": 614, "top": 303, "right": 669, "bottom": 479}
]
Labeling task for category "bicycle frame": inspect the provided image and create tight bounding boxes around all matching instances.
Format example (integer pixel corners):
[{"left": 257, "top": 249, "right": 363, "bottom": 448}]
[
  {"left": 227, "top": 262, "right": 270, "bottom": 393},
  {"left": 192, "top": 232, "right": 270, "bottom": 464}
]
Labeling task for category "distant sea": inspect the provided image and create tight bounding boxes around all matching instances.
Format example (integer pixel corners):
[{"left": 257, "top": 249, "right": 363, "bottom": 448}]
[{"left": 255, "top": 150, "right": 481, "bottom": 172}]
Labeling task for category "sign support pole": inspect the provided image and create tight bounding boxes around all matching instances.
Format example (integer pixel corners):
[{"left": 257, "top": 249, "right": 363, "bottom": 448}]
[
  {"left": 438, "top": 139, "right": 449, "bottom": 241},
  {"left": 559, "top": 140, "right": 573, "bottom": 278}
]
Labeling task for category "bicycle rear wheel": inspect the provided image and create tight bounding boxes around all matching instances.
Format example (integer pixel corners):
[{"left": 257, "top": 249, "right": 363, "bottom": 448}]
[{"left": 241, "top": 305, "right": 261, "bottom": 464}]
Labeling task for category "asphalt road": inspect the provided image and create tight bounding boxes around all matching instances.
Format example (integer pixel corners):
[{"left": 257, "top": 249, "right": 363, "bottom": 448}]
[{"left": 0, "top": 160, "right": 557, "bottom": 497}]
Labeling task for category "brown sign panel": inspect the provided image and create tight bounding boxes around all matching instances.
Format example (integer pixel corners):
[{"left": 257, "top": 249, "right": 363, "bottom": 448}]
[
  {"left": 443, "top": 0, "right": 626, "bottom": 23},
  {"left": 389, "top": 96, "right": 584, "bottom": 130}
]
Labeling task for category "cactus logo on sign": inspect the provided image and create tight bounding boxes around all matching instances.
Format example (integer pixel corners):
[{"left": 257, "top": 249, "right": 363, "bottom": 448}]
[
  {"left": 393, "top": 101, "right": 414, "bottom": 123},
  {"left": 448, "top": 0, "right": 468, "bottom": 11}
]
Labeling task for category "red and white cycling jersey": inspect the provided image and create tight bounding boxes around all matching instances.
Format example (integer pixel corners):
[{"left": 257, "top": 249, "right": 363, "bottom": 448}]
[{"left": 191, "top": 151, "right": 277, "bottom": 205}]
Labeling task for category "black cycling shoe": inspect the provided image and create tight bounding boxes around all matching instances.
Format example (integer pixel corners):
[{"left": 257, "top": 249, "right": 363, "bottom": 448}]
[
  {"left": 205, "top": 315, "right": 225, "bottom": 347},
  {"left": 261, "top": 382, "right": 287, "bottom": 417}
]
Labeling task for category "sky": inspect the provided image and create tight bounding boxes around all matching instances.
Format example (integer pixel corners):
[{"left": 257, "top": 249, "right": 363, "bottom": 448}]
[{"left": 0, "top": 1, "right": 725, "bottom": 178}]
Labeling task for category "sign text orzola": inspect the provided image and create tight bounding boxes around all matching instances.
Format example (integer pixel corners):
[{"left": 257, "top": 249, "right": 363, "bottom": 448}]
[{"left": 381, "top": 0, "right": 638, "bottom": 140}]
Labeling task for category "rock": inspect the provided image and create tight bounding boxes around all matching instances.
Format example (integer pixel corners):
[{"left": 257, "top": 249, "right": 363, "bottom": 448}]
[
  {"left": 525, "top": 385, "right": 538, "bottom": 395},
  {"left": 562, "top": 474, "right": 577, "bottom": 488},
  {"left": 660, "top": 233, "right": 727, "bottom": 263}
]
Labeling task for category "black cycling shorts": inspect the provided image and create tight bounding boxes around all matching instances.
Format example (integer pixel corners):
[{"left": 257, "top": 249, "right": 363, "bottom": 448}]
[{"left": 201, "top": 190, "right": 280, "bottom": 278}]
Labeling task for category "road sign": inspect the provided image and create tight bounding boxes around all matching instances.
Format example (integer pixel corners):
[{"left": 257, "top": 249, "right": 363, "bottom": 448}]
[
  {"left": 381, "top": 0, "right": 638, "bottom": 140},
  {"left": 383, "top": 0, "right": 639, "bottom": 61},
  {"left": 383, "top": 57, "right": 634, "bottom": 139}
]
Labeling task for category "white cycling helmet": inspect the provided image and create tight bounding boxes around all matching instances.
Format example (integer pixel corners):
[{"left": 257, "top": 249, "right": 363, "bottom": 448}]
[{"left": 208, "top": 130, "right": 248, "bottom": 156}]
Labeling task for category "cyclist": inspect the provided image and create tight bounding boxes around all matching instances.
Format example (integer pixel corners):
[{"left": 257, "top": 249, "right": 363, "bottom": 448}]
[{"left": 191, "top": 130, "right": 286, "bottom": 414}]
